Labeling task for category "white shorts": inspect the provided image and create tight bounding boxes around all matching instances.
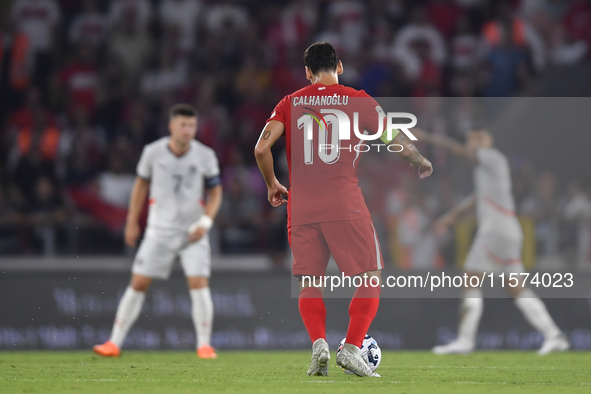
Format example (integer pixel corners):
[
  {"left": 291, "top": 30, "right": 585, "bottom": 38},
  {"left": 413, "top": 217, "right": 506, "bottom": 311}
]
[
  {"left": 464, "top": 233, "right": 525, "bottom": 274},
  {"left": 132, "top": 231, "right": 211, "bottom": 280}
]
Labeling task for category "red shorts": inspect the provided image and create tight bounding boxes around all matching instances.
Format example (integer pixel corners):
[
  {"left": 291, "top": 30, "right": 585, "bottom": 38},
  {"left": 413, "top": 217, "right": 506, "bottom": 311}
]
[{"left": 288, "top": 217, "right": 384, "bottom": 277}]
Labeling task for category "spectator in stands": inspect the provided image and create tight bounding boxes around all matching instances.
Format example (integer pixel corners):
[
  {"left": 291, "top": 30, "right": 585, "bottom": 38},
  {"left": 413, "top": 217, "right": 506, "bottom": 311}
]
[
  {"left": 1, "top": 0, "right": 590, "bottom": 260},
  {"left": 426, "top": 0, "right": 466, "bottom": 40},
  {"left": 6, "top": 87, "right": 56, "bottom": 134},
  {"left": 520, "top": 172, "right": 561, "bottom": 266},
  {"left": 61, "top": 138, "right": 99, "bottom": 187},
  {"left": 385, "top": 175, "right": 443, "bottom": 270},
  {"left": 108, "top": 6, "right": 152, "bottom": 82},
  {"left": 54, "top": 44, "right": 100, "bottom": 118},
  {"left": 563, "top": 0, "right": 591, "bottom": 58},
  {"left": 108, "top": 0, "right": 152, "bottom": 34},
  {"left": 140, "top": 46, "right": 188, "bottom": 102},
  {"left": 115, "top": 99, "right": 158, "bottom": 152},
  {"left": 217, "top": 176, "right": 262, "bottom": 253},
  {"left": 204, "top": 0, "right": 249, "bottom": 34},
  {"left": 450, "top": 14, "right": 479, "bottom": 72},
  {"left": 158, "top": 0, "right": 202, "bottom": 53},
  {"left": 95, "top": 55, "right": 127, "bottom": 134},
  {"left": 57, "top": 107, "right": 105, "bottom": 183},
  {"left": 279, "top": 0, "right": 318, "bottom": 49},
  {"left": 192, "top": 82, "right": 229, "bottom": 157},
  {"left": 27, "top": 175, "right": 66, "bottom": 255},
  {"left": 0, "top": 15, "right": 32, "bottom": 122},
  {"left": 481, "top": 0, "right": 546, "bottom": 72},
  {"left": 315, "top": 17, "right": 345, "bottom": 59},
  {"left": 562, "top": 181, "right": 591, "bottom": 269},
  {"left": 68, "top": 0, "right": 108, "bottom": 46},
  {"left": 391, "top": 5, "right": 446, "bottom": 82},
  {"left": 97, "top": 154, "right": 135, "bottom": 210},
  {"left": 326, "top": 0, "right": 366, "bottom": 56},
  {"left": 11, "top": 0, "right": 61, "bottom": 100},
  {"left": 522, "top": 0, "right": 587, "bottom": 65},
  {"left": 480, "top": 21, "right": 529, "bottom": 97},
  {"left": 7, "top": 102, "right": 60, "bottom": 208}
]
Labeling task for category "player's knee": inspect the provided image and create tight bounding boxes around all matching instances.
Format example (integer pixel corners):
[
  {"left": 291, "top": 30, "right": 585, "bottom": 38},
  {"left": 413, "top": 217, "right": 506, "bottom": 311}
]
[
  {"left": 507, "top": 283, "right": 526, "bottom": 299},
  {"left": 187, "top": 276, "right": 208, "bottom": 289},
  {"left": 297, "top": 275, "right": 324, "bottom": 292},
  {"left": 359, "top": 270, "right": 382, "bottom": 288},
  {"left": 130, "top": 275, "right": 152, "bottom": 292}
]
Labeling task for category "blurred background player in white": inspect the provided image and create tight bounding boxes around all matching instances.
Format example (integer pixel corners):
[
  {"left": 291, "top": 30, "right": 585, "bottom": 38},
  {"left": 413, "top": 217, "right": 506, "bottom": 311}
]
[
  {"left": 416, "top": 127, "right": 569, "bottom": 355},
  {"left": 93, "top": 104, "right": 222, "bottom": 359}
]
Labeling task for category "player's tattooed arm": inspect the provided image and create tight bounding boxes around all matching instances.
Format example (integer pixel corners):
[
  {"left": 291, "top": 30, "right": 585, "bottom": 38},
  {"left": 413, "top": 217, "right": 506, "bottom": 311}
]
[
  {"left": 255, "top": 120, "right": 288, "bottom": 207},
  {"left": 392, "top": 132, "right": 433, "bottom": 179}
]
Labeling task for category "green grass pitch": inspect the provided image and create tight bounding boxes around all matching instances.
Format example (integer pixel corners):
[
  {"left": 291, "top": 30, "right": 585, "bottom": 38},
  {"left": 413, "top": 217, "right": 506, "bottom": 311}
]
[{"left": 1, "top": 351, "right": 590, "bottom": 393}]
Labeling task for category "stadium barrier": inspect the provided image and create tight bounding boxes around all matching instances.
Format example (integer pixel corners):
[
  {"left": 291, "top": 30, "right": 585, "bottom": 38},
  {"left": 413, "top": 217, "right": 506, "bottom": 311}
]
[{"left": 1, "top": 258, "right": 591, "bottom": 351}]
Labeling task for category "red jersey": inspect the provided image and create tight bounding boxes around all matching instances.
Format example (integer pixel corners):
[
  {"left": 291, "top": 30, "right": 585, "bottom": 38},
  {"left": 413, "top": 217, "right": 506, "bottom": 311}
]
[
  {"left": 59, "top": 63, "right": 99, "bottom": 116},
  {"left": 267, "top": 83, "right": 385, "bottom": 227}
]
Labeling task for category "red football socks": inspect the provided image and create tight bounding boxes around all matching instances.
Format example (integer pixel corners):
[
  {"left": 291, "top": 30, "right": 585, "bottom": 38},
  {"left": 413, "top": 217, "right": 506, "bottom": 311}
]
[
  {"left": 298, "top": 287, "right": 326, "bottom": 343},
  {"left": 345, "top": 285, "right": 381, "bottom": 348}
]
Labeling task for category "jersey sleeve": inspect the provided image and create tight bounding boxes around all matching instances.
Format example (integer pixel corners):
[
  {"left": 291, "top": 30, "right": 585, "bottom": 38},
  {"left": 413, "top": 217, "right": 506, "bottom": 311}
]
[
  {"left": 203, "top": 149, "right": 221, "bottom": 188},
  {"left": 358, "top": 91, "right": 398, "bottom": 144},
  {"left": 136, "top": 145, "right": 153, "bottom": 180},
  {"left": 265, "top": 95, "right": 289, "bottom": 125}
]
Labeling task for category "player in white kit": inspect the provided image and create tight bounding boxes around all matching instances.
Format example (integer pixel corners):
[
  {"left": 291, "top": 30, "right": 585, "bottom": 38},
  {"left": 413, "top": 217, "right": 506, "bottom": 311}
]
[
  {"left": 94, "top": 104, "right": 222, "bottom": 359},
  {"left": 416, "top": 128, "right": 569, "bottom": 355}
]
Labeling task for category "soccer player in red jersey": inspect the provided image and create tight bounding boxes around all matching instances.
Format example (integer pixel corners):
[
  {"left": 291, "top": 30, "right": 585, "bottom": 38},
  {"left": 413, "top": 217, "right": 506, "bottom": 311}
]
[{"left": 255, "top": 42, "right": 433, "bottom": 377}]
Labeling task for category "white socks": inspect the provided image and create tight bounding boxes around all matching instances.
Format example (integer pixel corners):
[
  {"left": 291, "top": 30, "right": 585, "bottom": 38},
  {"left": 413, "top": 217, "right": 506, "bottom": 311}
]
[
  {"left": 514, "top": 288, "right": 561, "bottom": 340},
  {"left": 190, "top": 287, "right": 214, "bottom": 348},
  {"left": 457, "top": 288, "right": 483, "bottom": 346},
  {"left": 110, "top": 287, "right": 146, "bottom": 348}
]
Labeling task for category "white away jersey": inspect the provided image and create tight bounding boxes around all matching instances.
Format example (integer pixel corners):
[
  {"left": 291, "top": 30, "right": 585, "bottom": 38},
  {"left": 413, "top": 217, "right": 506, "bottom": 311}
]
[
  {"left": 474, "top": 148, "right": 522, "bottom": 239},
  {"left": 137, "top": 137, "right": 220, "bottom": 233}
]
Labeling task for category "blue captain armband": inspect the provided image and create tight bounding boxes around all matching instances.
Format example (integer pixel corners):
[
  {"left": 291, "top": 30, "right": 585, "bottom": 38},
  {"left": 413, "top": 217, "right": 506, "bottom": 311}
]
[{"left": 204, "top": 175, "right": 221, "bottom": 189}]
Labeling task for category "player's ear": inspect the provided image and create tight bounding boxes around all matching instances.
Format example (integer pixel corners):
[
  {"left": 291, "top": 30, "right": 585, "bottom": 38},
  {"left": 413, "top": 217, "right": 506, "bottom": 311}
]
[
  {"left": 336, "top": 61, "right": 343, "bottom": 75},
  {"left": 305, "top": 66, "right": 313, "bottom": 82}
]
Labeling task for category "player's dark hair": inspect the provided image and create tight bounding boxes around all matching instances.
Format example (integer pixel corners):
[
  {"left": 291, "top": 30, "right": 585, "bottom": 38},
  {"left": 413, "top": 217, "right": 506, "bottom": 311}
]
[
  {"left": 169, "top": 103, "right": 198, "bottom": 120},
  {"left": 304, "top": 42, "right": 339, "bottom": 75}
]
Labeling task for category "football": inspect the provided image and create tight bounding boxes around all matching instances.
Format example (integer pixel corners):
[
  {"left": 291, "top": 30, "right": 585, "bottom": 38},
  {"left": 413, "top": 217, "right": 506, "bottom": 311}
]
[{"left": 336, "top": 334, "right": 381, "bottom": 374}]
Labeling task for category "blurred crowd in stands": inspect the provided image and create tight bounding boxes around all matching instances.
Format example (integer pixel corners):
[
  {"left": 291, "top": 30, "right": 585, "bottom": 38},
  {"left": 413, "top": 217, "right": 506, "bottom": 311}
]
[{"left": 0, "top": 0, "right": 590, "bottom": 270}]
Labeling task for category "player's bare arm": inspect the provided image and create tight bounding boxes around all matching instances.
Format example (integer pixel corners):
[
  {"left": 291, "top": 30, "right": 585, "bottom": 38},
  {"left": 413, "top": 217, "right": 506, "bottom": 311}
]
[
  {"left": 392, "top": 132, "right": 433, "bottom": 179},
  {"left": 188, "top": 184, "right": 222, "bottom": 243},
  {"left": 254, "top": 120, "right": 288, "bottom": 207},
  {"left": 414, "top": 128, "right": 477, "bottom": 162},
  {"left": 125, "top": 177, "right": 150, "bottom": 247},
  {"left": 433, "top": 193, "right": 476, "bottom": 236}
]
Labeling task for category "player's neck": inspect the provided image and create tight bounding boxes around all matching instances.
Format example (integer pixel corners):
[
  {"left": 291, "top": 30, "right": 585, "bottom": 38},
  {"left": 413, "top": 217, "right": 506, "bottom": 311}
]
[
  {"left": 310, "top": 73, "right": 339, "bottom": 86},
  {"left": 168, "top": 139, "right": 190, "bottom": 157}
]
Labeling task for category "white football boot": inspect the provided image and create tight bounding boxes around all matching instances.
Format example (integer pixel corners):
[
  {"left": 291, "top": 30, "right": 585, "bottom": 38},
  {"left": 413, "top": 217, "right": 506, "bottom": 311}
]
[
  {"left": 432, "top": 339, "right": 474, "bottom": 355},
  {"left": 538, "top": 334, "right": 570, "bottom": 355},
  {"left": 307, "top": 338, "right": 330, "bottom": 376},
  {"left": 336, "top": 343, "right": 380, "bottom": 377}
]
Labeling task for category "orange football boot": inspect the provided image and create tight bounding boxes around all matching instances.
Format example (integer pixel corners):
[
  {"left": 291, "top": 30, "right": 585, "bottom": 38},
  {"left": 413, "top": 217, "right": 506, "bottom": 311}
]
[
  {"left": 93, "top": 341, "right": 121, "bottom": 357},
  {"left": 197, "top": 345, "right": 218, "bottom": 359}
]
